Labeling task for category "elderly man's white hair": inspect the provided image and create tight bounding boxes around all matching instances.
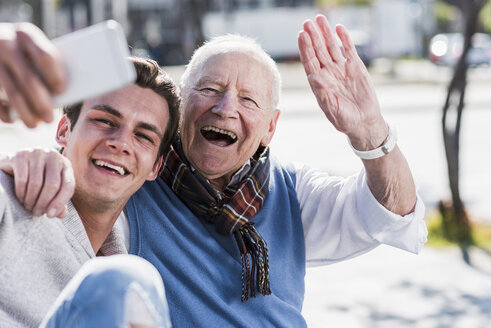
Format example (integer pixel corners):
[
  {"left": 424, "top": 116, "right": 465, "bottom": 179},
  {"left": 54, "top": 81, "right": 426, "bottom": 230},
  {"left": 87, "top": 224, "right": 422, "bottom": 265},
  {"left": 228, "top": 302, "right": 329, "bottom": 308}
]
[{"left": 180, "top": 34, "right": 282, "bottom": 109}]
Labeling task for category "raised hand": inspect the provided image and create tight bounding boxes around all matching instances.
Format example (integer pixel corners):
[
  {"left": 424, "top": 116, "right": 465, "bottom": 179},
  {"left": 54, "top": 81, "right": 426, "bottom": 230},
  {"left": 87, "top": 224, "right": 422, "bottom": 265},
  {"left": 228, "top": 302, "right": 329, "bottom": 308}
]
[
  {"left": 298, "top": 15, "right": 387, "bottom": 151},
  {"left": 0, "top": 23, "right": 66, "bottom": 128},
  {"left": 0, "top": 149, "right": 75, "bottom": 218}
]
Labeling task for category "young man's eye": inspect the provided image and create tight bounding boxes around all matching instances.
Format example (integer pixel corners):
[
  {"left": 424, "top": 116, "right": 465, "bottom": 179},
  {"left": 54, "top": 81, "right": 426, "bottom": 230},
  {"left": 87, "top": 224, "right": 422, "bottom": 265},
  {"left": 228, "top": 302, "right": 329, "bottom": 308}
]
[
  {"left": 136, "top": 133, "right": 154, "bottom": 144},
  {"left": 94, "top": 118, "right": 114, "bottom": 126}
]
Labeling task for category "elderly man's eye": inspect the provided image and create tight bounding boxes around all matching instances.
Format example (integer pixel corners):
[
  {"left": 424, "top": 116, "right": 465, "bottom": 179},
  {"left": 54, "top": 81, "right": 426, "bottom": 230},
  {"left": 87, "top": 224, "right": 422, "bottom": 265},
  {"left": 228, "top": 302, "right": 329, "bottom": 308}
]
[
  {"left": 243, "top": 96, "right": 259, "bottom": 107},
  {"left": 201, "top": 87, "right": 218, "bottom": 94}
]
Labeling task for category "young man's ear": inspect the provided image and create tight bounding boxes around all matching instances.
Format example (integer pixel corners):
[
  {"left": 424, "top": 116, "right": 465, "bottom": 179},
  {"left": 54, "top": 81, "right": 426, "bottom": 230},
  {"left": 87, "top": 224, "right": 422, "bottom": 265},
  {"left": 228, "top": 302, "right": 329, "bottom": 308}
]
[
  {"left": 147, "top": 155, "right": 163, "bottom": 181},
  {"left": 56, "top": 115, "right": 71, "bottom": 148}
]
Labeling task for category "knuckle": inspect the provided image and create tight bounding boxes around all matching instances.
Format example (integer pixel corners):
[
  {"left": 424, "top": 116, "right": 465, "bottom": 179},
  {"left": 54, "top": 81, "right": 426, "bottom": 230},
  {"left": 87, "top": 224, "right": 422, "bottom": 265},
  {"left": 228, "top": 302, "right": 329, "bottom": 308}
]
[
  {"left": 14, "top": 174, "right": 27, "bottom": 185},
  {"left": 29, "top": 180, "right": 42, "bottom": 190},
  {"left": 65, "top": 179, "right": 75, "bottom": 191},
  {"left": 45, "top": 183, "right": 60, "bottom": 193},
  {"left": 32, "top": 148, "right": 45, "bottom": 156}
]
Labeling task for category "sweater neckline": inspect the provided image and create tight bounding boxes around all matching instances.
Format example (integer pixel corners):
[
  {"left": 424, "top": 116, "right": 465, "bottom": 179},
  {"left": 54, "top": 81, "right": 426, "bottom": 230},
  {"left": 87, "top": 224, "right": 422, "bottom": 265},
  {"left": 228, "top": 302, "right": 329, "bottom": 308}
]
[{"left": 61, "top": 201, "right": 127, "bottom": 257}]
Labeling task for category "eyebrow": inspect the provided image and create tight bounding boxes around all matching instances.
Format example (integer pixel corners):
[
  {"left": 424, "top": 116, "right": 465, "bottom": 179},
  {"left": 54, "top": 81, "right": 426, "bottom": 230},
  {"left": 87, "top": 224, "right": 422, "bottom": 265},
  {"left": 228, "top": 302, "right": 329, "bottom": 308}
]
[
  {"left": 91, "top": 104, "right": 164, "bottom": 139},
  {"left": 195, "top": 76, "right": 223, "bottom": 86}
]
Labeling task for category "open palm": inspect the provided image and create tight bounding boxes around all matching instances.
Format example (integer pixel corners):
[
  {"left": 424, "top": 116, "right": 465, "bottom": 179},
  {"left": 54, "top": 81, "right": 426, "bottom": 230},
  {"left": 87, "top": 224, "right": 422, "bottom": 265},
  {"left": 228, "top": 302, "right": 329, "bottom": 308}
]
[{"left": 298, "top": 15, "right": 385, "bottom": 143}]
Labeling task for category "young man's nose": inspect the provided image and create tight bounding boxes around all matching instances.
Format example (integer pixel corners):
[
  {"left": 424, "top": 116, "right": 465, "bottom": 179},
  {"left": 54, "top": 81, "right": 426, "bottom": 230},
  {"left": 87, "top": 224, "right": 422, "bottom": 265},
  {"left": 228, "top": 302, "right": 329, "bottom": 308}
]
[{"left": 106, "top": 128, "right": 131, "bottom": 155}]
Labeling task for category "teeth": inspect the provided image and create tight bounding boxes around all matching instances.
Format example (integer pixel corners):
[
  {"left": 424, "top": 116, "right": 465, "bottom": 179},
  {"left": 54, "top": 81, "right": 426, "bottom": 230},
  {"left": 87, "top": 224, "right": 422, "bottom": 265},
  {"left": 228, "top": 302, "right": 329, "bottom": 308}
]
[
  {"left": 94, "top": 160, "right": 126, "bottom": 175},
  {"left": 201, "top": 126, "right": 237, "bottom": 140}
]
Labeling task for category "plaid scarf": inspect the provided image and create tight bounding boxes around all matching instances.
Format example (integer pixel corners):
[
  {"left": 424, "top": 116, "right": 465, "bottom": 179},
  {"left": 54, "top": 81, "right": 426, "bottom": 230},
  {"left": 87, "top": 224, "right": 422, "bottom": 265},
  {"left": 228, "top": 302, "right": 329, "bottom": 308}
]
[{"left": 160, "top": 139, "right": 272, "bottom": 301}]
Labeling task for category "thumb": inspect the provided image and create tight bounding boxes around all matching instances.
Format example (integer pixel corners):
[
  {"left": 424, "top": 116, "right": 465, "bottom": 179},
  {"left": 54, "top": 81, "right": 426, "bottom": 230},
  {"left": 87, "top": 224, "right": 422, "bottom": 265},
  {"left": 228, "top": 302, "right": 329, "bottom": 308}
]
[{"left": 0, "top": 154, "right": 14, "bottom": 176}]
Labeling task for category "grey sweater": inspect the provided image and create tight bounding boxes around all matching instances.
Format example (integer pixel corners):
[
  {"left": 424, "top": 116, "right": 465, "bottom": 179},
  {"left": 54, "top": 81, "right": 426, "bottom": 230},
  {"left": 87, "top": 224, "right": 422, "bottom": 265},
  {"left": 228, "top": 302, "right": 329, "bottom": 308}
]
[{"left": 0, "top": 171, "right": 127, "bottom": 327}]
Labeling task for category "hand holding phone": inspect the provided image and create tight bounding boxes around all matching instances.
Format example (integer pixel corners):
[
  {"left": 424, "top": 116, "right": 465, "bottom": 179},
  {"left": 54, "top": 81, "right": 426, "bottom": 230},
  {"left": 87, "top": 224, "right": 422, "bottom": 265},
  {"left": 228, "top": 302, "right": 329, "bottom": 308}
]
[
  {"left": 52, "top": 20, "right": 136, "bottom": 107},
  {"left": 0, "top": 20, "right": 136, "bottom": 127},
  {"left": 0, "top": 22, "right": 66, "bottom": 127}
]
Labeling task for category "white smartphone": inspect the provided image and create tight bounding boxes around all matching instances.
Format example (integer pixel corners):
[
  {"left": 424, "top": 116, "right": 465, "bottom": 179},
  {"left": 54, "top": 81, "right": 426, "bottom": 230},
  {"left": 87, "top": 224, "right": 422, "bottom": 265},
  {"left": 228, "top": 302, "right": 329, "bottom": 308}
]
[{"left": 52, "top": 20, "right": 136, "bottom": 107}]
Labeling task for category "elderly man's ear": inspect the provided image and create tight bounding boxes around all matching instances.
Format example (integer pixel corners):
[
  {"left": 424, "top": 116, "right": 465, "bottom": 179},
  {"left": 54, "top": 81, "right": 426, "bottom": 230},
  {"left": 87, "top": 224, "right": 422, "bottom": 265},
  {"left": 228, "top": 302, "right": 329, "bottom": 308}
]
[
  {"left": 260, "top": 109, "right": 280, "bottom": 146},
  {"left": 56, "top": 115, "right": 72, "bottom": 148}
]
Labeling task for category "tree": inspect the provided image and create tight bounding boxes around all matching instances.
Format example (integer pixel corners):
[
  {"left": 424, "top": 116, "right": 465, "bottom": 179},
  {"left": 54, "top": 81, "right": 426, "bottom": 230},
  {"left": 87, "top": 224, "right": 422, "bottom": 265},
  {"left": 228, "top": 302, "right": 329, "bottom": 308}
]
[{"left": 439, "top": 0, "right": 488, "bottom": 257}]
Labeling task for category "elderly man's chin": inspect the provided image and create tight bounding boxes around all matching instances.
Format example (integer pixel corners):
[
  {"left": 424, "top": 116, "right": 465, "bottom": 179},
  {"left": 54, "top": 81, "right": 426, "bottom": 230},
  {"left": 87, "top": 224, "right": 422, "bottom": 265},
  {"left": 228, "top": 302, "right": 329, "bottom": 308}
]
[{"left": 191, "top": 146, "right": 242, "bottom": 178}]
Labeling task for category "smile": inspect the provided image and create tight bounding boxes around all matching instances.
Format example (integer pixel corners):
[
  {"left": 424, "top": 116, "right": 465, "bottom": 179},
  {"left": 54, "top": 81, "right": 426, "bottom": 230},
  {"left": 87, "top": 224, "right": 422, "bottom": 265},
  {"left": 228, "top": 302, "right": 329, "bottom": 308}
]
[
  {"left": 200, "top": 125, "right": 238, "bottom": 146},
  {"left": 93, "top": 159, "right": 128, "bottom": 176}
]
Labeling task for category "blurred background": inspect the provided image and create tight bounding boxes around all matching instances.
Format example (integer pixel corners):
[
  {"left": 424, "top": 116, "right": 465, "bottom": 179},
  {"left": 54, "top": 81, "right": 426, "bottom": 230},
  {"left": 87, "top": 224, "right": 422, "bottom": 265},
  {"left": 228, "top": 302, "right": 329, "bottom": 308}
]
[{"left": 1, "top": 0, "right": 491, "bottom": 327}]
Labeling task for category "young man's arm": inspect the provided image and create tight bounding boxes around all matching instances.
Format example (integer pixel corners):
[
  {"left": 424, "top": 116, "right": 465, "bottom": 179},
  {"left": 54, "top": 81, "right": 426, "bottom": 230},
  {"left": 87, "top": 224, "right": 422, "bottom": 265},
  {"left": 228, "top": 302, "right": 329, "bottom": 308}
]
[{"left": 0, "top": 149, "right": 74, "bottom": 217}]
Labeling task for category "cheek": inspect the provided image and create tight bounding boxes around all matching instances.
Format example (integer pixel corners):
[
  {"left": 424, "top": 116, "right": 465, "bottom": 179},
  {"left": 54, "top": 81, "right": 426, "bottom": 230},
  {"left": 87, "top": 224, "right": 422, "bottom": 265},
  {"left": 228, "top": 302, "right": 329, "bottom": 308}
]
[{"left": 243, "top": 113, "right": 269, "bottom": 140}]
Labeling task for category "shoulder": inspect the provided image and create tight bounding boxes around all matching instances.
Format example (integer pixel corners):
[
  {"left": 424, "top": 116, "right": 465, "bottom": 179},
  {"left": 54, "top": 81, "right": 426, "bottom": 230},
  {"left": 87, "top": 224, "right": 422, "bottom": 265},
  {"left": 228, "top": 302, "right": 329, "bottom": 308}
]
[{"left": 269, "top": 154, "right": 297, "bottom": 187}]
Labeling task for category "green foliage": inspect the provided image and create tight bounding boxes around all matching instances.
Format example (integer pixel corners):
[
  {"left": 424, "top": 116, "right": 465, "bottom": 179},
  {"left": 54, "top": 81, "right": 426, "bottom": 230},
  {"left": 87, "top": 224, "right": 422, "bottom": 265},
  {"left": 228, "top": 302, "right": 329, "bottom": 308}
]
[
  {"left": 481, "top": 1, "right": 491, "bottom": 33},
  {"left": 426, "top": 214, "right": 456, "bottom": 248},
  {"left": 426, "top": 211, "right": 491, "bottom": 250},
  {"left": 433, "top": 1, "right": 460, "bottom": 32},
  {"left": 433, "top": 0, "right": 491, "bottom": 33}
]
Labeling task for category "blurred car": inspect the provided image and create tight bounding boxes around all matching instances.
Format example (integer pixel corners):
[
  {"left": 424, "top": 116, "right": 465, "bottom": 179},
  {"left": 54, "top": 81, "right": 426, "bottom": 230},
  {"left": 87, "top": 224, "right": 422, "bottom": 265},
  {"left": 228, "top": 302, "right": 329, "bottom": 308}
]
[{"left": 429, "top": 33, "right": 491, "bottom": 67}]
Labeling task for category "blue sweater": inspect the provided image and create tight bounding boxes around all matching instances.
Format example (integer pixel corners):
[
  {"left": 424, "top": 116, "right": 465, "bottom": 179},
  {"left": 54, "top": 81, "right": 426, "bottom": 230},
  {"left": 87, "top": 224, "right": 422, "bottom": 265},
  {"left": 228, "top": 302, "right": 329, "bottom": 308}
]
[{"left": 126, "top": 159, "right": 307, "bottom": 327}]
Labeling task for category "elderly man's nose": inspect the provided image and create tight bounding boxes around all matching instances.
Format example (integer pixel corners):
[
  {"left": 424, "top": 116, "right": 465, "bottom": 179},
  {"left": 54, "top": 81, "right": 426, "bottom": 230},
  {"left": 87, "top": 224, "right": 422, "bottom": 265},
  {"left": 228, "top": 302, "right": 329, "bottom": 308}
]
[{"left": 212, "top": 93, "right": 239, "bottom": 118}]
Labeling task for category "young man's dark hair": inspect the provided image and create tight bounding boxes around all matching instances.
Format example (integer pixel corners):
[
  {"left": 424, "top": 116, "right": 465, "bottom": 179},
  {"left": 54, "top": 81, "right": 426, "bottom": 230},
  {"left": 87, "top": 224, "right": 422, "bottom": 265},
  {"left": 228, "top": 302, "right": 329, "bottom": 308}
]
[{"left": 63, "top": 57, "right": 180, "bottom": 157}]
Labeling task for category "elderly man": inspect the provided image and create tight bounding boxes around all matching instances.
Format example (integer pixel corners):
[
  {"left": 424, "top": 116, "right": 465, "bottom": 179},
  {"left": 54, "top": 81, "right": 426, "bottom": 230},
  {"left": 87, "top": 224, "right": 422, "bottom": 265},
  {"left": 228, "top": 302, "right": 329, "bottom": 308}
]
[
  {"left": 123, "top": 17, "right": 426, "bottom": 326},
  {"left": 0, "top": 23, "right": 179, "bottom": 327},
  {"left": 3, "top": 16, "right": 426, "bottom": 327}
]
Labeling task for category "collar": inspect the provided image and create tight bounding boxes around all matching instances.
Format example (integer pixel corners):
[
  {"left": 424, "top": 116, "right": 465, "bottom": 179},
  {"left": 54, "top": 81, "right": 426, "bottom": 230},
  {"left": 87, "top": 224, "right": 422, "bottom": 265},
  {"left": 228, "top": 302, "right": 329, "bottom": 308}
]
[
  {"left": 62, "top": 201, "right": 128, "bottom": 257},
  {"left": 188, "top": 159, "right": 251, "bottom": 189}
]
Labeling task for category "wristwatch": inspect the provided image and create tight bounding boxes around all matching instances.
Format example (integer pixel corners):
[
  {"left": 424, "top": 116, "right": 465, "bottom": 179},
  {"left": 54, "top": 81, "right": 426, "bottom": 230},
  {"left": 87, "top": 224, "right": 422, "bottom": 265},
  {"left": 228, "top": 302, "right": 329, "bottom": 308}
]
[{"left": 349, "top": 125, "right": 397, "bottom": 160}]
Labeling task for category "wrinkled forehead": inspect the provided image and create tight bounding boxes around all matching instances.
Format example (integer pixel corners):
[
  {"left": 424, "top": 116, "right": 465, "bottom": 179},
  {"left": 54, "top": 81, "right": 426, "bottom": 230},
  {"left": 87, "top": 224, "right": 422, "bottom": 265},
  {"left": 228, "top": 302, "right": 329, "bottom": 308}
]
[
  {"left": 198, "top": 51, "right": 272, "bottom": 82},
  {"left": 191, "top": 52, "right": 274, "bottom": 107}
]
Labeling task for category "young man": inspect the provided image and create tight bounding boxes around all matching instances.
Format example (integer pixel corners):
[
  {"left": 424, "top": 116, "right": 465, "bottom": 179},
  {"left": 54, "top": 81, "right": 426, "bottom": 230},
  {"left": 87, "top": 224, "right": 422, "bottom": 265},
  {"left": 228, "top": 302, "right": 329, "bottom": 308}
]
[{"left": 0, "top": 53, "right": 179, "bottom": 327}]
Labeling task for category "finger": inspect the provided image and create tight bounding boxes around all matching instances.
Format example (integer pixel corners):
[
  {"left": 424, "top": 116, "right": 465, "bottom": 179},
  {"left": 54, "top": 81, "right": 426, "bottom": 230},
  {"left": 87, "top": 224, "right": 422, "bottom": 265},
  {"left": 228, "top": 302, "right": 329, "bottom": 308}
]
[
  {"left": 0, "top": 65, "right": 39, "bottom": 128},
  {"left": 336, "top": 25, "right": 358, "bottom": 62},
  {"left": 0, "top": 155, "right": 14, "bottom": 175},
  {"left": 53, "top": 205, "right": 68, "bottom": 219},
  {"left": 16, "top": 26, "right": 67, "bottom": 94},
  {"left": 298, "top": 30, "right": 321, "bottom": 76},
  {"left": 45, "top": 161, "right": 75, "bottom": 218},
  {"left": 316, "top": 15, "right": 344, "bottom": 63},
  {"left": 23, "top": 153, "right": 46, "bottom": 211},
  {"left": 11, "top": 152, "right": 30, "bottom": 204},
  {"left": 303, "top": 20, "right": 331, "bottom": 67},
  {"left": 1, "top": 44, "right": 55, "bottom": 123},
  {"left": 32, "top": 155, "right": 64, "bottom": 217},
  {"left": 0, "top": 99, "right": 13, "bottom": 123}
]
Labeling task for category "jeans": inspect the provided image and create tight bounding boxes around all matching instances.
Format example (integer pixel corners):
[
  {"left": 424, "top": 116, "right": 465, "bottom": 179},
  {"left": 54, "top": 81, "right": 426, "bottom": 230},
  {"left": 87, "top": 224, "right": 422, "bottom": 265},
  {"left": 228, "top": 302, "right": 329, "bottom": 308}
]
[{"left": 40, "top": 255, "right": 172, "bottom": 328}]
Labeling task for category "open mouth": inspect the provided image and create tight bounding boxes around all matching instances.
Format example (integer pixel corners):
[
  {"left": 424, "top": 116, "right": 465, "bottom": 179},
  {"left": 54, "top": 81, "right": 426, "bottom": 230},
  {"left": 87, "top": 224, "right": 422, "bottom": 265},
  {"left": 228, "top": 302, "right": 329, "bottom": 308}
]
[
  {"left": 200, "top": 125, "right": 238, "bottom": 146},
  {"left": 93, "top": 160, "right": 128, "bottom": 176}
]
